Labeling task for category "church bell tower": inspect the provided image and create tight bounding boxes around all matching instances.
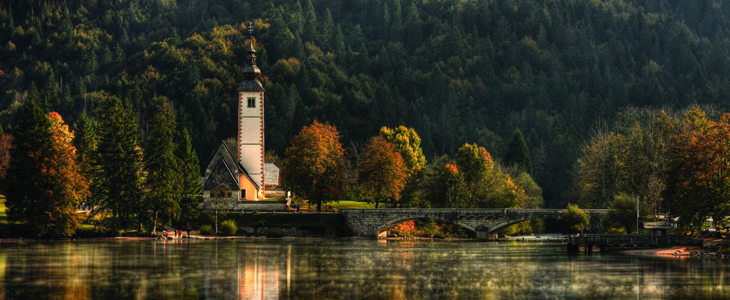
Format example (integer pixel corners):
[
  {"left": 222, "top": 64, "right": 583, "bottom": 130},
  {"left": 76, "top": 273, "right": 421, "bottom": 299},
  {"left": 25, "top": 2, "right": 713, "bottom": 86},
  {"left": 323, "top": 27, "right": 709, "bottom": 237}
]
[{"left": 237, "top": 23, "right": 265, "bottom": 197}]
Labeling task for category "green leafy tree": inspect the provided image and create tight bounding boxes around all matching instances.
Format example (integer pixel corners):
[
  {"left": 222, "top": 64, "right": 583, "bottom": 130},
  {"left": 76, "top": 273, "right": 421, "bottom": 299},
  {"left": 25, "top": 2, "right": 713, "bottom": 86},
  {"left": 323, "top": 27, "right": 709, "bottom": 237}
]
[
  {"left": 603, "top": 193, "right": 640, "bottom": 234},
  {"left": 145, "top": 97, "right": 181, "bottom": 234},
  {"left": 560, "top": 204, "right": 590, "bottom": 233},
  {"left": 454, "top": 143, "right": 528, "bottom": 209},
  {"left": 95, "top": 97, "right": 145, "bottom": 230},
  {"left": 577, "top": 131, "right": 626, "bottom": 208},
  {"left": 424, "top": 155, "right": 466, "bottom": 208},
  {"left": 513, "top": 172, "right": 544, "bottom": 209},
  {"left": 455, "top": 143, "right": 495, "bottom": 207},
  {"left": 283, "top": 121, "right": 346, "bottom": 212},
  {"left": 380, "top": 126, "right": 426, "bottom": 177},
  {"left": 380, "top": 126, "right": 426, "bottom": 207}
]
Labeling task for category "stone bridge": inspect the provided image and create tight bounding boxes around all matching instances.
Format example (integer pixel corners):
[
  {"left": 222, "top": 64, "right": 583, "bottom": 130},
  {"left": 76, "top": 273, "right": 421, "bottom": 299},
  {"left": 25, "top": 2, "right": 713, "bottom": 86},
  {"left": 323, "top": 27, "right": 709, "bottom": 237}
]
[{"left": 339, "top": 208, "right": 607, "bottom": 240}]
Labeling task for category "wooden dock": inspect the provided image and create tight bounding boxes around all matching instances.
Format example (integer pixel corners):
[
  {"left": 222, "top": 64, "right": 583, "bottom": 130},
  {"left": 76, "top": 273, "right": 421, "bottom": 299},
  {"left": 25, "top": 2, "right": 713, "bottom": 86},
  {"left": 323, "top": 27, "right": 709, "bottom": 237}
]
[{"left": 567, "top": 234, "right": 693, "bottom": 253}]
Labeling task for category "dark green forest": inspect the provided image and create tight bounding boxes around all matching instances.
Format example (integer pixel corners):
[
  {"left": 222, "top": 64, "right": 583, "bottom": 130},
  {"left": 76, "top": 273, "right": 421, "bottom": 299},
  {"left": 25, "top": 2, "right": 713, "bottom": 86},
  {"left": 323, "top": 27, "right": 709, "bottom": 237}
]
[{"left": 2, "top": 0, "right": 730, "bottom": 207}]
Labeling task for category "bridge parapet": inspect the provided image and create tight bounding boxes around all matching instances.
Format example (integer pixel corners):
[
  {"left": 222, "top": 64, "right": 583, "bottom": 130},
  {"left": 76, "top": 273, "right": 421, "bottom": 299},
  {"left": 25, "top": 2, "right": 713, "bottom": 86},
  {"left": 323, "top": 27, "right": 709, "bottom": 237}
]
[{"left": 339, "top": 208, "right": 607, "bottom": 238}]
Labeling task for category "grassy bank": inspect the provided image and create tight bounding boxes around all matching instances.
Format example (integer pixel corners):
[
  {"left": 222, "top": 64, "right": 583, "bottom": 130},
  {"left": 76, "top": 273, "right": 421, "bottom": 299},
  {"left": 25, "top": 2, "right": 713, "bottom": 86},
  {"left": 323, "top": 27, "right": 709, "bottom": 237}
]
[
  {"left": 220, "top": 212, "right": 344, "bottom": 228},
  {"left": 0, "top": 195, "right": 6, "bottom": 222},
  {"left": 290, "top": 200, "right": 376, "bottom": 212}
]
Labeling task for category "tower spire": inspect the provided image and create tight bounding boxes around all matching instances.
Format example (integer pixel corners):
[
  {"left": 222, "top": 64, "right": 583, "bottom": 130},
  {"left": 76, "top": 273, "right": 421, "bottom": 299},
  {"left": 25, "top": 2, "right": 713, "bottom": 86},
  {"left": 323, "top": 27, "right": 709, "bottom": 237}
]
[
  {"left": 242, "top": 21, "right": 260, "bottom": 80},
  {"left": 236, "top": 20, "right": 266, "bottom": 200}
]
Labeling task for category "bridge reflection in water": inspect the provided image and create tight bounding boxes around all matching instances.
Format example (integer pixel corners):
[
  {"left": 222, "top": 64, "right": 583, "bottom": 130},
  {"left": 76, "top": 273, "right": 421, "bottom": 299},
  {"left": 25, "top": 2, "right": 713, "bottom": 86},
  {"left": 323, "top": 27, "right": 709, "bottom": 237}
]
[{"left": 339, "top": 208, "right": 608, "bottom": 239}]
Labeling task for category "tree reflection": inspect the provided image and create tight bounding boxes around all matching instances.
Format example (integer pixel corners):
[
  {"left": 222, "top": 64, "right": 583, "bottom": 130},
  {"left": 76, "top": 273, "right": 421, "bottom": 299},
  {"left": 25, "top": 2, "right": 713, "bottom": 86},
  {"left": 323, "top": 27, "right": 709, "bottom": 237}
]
[{"left": 0, "top": 240, "right": 729, "bottom": 299}]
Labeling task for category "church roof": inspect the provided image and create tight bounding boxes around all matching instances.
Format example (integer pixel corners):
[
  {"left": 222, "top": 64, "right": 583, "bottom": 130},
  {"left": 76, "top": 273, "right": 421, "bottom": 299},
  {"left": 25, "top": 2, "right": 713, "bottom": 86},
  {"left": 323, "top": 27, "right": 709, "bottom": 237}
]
[
  {"left": 203, "top": 158, "right": 240, "bottom": 190},
  {"left": 237, "top": 79, "right": 265, "bottom": 91},
  {"left": 203, "top": 142, "right": 260, "bottom": 190},
  {"left": 236, "top": 160, "right": 260, "bottom": 190}
]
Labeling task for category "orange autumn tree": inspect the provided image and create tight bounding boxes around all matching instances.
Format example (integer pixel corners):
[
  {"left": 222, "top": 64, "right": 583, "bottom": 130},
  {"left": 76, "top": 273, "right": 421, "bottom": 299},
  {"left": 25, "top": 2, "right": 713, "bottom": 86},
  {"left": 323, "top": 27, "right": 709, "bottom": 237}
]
[
  {"left": 284, "top": 121, "right": 346, "bottom": 212},
  {"left": 380, "top": 126, "right": 427, "bottom": 206},
  {"left": 665, "top": 112, "right": 730, "bottom": 231},
  {"left": 358, "top": 136, "right": 408, "bottom": 208},
  {"left": 6, "top": 102, "right": 88, "bottom": 237},
  {"left": 45, "top": 112, "right": 89, "bottom": 236}
]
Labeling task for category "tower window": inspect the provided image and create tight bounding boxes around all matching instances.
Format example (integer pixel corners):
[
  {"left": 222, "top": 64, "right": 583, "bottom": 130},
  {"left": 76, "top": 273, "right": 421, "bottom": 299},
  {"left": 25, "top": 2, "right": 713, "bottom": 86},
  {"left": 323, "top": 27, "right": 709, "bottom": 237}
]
[
  {"left": 241, "top": 189, "right": 247, "bottom": 199},
  {"left": 247, "top": 97, "right": 256, "bottom": 108}
]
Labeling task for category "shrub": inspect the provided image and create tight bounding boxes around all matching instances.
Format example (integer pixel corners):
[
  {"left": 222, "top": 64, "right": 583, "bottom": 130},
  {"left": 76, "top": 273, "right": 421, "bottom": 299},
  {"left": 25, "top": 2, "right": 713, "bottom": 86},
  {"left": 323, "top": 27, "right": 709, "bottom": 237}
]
[
  {"left": 392, "top": 220, "right": 417, "bottom": 237},
  {"left": 560, "top": 204, "right": 590, "bottom": 233},
  {"left": 602, "top": 193, "right": 639, "bottom": 233},
  {"left": 220, "top": 220, "right": 238, "bottom": 236},
  {"left": 200, "top": 225, "right": 213, "bottom": 235},
  {"left": 606, "top": 227, "right": 627, "bottom": 234}
]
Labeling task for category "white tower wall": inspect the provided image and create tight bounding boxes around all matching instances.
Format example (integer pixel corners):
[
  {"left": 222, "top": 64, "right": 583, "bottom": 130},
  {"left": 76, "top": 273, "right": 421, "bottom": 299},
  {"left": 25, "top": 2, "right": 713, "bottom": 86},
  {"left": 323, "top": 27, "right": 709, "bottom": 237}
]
[{"left": 238, "top": 90, "right": 265, "bottom": 192}]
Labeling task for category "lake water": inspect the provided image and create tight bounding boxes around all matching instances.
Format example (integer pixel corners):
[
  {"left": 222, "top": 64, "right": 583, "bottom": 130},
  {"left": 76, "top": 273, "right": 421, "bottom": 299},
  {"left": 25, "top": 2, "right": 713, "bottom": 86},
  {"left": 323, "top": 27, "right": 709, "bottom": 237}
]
[{"left": 0, "top": 239, "right": 728, "bottom": 299}]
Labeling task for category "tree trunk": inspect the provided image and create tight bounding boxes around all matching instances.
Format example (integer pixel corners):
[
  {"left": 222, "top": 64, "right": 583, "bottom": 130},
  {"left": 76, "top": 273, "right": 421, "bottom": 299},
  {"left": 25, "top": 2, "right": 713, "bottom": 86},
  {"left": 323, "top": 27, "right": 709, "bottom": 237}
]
[{"left": 151, "top": 210, "right": 159, "bottom": 235}]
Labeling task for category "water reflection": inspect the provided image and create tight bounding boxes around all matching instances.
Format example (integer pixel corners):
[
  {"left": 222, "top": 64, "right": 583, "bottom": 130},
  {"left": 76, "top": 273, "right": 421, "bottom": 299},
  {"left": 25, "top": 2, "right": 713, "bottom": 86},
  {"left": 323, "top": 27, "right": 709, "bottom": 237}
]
[{"left": 0, "top": 239, "right": 729, "bottom": 299}]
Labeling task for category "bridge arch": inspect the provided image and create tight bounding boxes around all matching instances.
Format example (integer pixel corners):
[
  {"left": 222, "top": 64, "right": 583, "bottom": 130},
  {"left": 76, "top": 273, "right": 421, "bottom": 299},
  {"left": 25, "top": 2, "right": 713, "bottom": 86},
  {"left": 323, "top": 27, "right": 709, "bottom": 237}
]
[
  {"left": 339, "top": 208, "right": 607, "bottom": 239},
  {"left": 375, "top": 216, "right": 478, "bottom": 237}
]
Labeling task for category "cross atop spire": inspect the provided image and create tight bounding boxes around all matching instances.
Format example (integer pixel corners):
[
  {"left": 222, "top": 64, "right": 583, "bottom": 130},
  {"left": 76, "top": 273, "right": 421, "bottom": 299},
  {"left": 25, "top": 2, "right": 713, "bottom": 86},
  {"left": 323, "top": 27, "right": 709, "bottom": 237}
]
[{"left": 241, "top": 20, "right": 261, "bottom": 81}]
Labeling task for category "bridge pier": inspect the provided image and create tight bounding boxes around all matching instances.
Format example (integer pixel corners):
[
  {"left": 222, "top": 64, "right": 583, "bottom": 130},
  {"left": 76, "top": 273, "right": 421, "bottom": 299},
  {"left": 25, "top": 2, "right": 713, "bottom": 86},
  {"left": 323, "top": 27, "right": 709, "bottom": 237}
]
[{"left": 476, "top": 229, "right": 498, "bottom": 241}]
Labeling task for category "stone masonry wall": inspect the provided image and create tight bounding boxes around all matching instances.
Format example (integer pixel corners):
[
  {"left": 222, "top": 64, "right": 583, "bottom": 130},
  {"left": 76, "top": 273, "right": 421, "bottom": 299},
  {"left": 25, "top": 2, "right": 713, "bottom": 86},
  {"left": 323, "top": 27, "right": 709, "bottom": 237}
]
[{"left": 340, "top": 209, "right": 607, "bottom": 237}]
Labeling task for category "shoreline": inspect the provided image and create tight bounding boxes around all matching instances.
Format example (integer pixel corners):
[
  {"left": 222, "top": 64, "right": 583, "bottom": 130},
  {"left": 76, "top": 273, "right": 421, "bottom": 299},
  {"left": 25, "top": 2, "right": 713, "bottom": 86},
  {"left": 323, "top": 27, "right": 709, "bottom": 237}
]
[
  {"left": 619, "top": 246, "right": 730, "bottom": 259},
  {"left": 620, "top": 246, "right": 702, "bottom": 258}
]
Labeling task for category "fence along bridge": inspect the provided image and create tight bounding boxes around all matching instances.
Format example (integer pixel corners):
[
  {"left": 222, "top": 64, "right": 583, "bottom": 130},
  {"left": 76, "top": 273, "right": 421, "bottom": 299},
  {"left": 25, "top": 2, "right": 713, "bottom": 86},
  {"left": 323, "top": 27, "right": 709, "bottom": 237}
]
[{"left": 339, "top": 208, "right": 608, "bottom": 240}]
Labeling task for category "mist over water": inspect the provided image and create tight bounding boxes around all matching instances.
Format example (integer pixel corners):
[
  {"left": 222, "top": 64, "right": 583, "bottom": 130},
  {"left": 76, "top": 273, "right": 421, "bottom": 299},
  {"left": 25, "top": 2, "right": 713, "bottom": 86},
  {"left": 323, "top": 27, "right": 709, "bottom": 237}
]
[{"left": 0, "top": 239, "right": 727, "bottom": 299}]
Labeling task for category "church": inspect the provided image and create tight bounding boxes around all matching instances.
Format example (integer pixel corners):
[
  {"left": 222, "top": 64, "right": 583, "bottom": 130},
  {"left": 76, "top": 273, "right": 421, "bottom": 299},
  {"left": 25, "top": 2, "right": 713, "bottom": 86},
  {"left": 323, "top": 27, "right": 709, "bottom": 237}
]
[{"left": 200, "top": 28, "right": 286, "bottom": 211}]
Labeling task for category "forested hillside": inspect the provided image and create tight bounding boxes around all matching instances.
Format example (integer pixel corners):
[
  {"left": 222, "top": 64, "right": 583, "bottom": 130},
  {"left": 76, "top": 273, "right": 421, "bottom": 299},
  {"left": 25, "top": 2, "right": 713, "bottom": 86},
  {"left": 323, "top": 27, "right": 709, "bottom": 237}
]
[{"left": 2, "top": 0, "right": 730, "bottom": 207}]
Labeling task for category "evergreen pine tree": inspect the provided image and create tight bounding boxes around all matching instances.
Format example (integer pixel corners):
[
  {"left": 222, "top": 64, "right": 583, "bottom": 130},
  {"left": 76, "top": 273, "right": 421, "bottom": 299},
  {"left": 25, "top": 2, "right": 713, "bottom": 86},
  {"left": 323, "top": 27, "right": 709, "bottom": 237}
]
[
  {"left": 8, "top": 6, "right": 14, "bottom": 38},
  {"left": 145, "top": 97, "right": 181, "bottom": 234},
  {"left": 321, "top": 9, "right": 334, "bottom": 49},
  {"left": 95, "top": 97, "right": 144, "bottom": 230},
  {"left": 177, "top": 127, "right": 203, "bottom": 224},
  {"left": 6, "top": 100, "right": 53, "bottom": 224},
  {"left": 74, "top": 111, "right": 97, "bottom": 206},
  {"left": 303, "top": 0, "right": 318, "bottom": 41},
  {"left": 504, "top": 129, "right": 533, "bottom": 175}
]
